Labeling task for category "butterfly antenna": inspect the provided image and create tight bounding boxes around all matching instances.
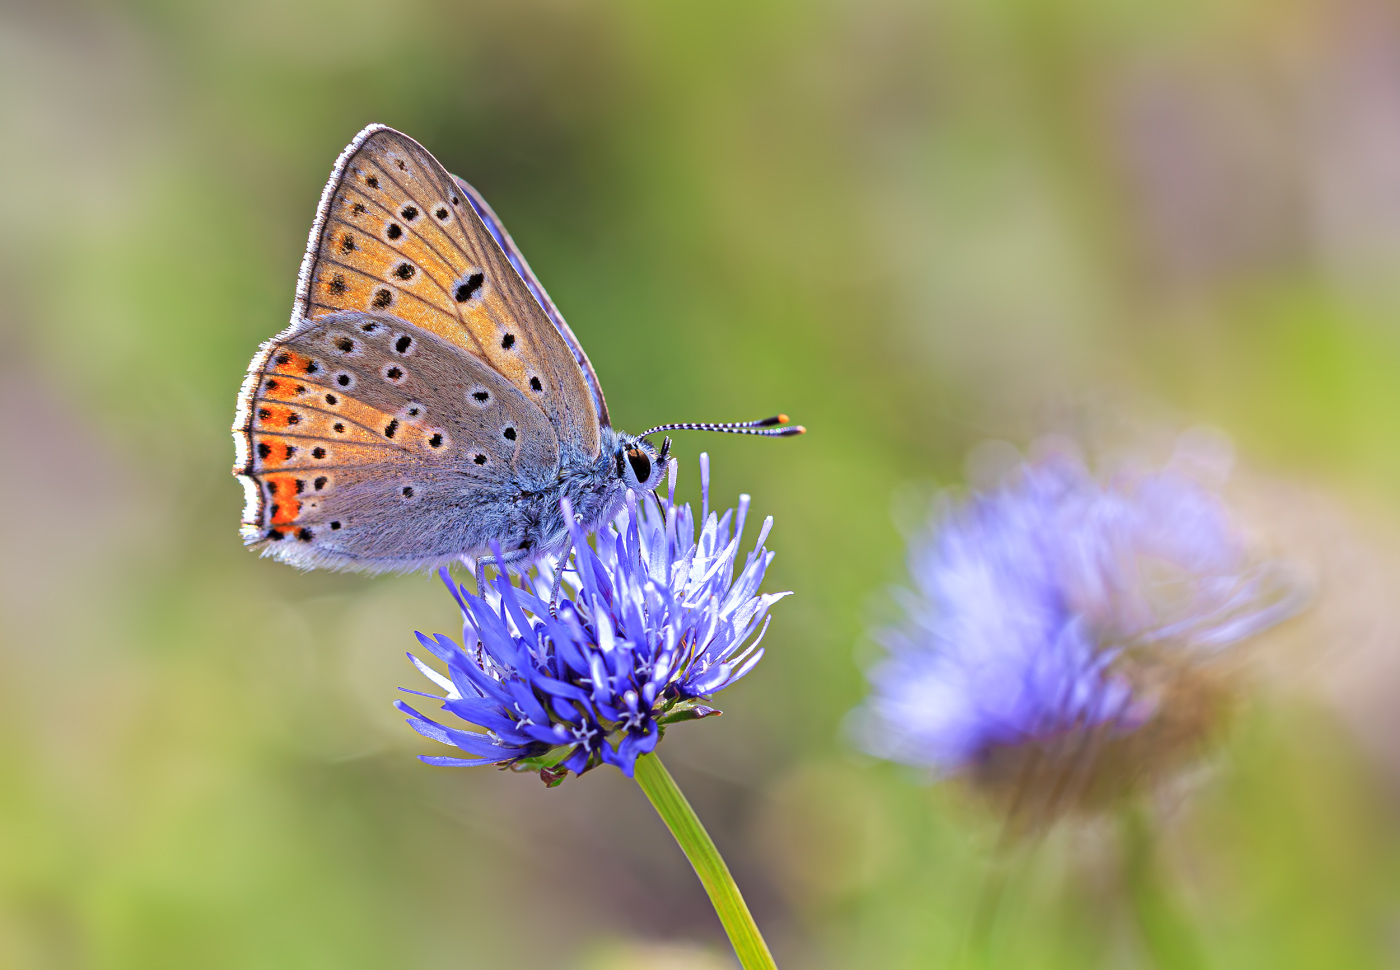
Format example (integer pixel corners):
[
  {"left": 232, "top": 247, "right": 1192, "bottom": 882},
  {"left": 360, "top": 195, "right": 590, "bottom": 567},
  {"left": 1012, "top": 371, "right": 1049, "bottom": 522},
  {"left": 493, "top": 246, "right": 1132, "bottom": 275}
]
[{"left": 639, "top": 414, "right": 806, "bottom": 439}]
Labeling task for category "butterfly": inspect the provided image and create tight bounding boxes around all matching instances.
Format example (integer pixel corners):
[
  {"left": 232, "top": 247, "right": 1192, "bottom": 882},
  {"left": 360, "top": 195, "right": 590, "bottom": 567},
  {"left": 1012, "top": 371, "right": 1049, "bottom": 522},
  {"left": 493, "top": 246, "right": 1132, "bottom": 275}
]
[{"left": 232, "top": 124, "right": 802, "bottom": 581}]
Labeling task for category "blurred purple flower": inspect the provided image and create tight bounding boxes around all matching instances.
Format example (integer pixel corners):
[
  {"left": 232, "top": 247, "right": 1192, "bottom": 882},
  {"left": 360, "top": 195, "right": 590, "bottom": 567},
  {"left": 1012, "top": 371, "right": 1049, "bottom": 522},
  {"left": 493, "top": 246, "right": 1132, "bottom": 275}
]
[
  {"left": 856, "top": 444, "right": 1301, "bottom": 790},
  {"left": 398, "top": 455, "right": 788, "bottom": 782}
]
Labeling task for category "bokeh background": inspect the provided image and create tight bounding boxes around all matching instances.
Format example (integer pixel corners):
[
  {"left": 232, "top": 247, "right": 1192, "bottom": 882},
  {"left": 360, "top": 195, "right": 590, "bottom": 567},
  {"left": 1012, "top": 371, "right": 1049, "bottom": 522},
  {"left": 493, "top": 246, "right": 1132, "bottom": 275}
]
[{"left": 5, "top": 0, "right": 1400, "bottom": 967}]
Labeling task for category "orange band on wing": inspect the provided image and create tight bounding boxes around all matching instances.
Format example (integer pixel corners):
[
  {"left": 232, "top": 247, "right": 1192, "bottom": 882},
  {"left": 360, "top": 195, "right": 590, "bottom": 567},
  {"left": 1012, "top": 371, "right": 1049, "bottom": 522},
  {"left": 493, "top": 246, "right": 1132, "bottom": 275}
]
[
  {"left": 269, "top": 351, "right": 318, "bottom": 378},
  {"left": 256, "top": 404, "right": 299, "bottom": 430},
  {"left": 259, "top": 375, "right": 313, "bottom": 401}
]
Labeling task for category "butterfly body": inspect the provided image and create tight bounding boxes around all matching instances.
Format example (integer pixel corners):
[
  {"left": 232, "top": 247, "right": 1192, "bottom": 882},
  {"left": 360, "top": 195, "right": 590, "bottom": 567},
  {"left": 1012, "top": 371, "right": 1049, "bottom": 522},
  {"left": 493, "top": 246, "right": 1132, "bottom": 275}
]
[{"left": 233, "top": 125, "right": 667, "bottom": 574}]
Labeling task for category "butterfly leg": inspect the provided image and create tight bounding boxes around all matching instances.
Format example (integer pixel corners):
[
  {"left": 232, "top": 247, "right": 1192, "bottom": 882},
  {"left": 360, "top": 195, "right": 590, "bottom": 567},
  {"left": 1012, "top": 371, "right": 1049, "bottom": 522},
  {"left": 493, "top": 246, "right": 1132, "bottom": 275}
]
[
  {"left": 547, "top": 536, "right": 574, "bottom": 618},
  {"left": 474, "top": 558, "right": 488, "bottom": 600},
  {"left": 473, "top": 549, "right": 534, "bottom": 596}
]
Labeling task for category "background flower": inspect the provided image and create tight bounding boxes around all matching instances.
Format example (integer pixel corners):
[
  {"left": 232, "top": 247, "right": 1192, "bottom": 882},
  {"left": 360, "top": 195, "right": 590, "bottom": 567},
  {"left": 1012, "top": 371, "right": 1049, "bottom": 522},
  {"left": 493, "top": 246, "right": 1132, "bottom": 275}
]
[
  {"left": 399, "top": 456, "right": 789, "bottom": 781},
  {"left": 855, "top": 440, "right": 1303, "bottom": 820}
]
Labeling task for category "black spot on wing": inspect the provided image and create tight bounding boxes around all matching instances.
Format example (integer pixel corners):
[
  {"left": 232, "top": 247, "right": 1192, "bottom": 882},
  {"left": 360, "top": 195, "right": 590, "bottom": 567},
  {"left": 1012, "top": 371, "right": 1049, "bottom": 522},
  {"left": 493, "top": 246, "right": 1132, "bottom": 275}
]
[{"left": 454, "top": 273, "right": 484, "bottom": 303}]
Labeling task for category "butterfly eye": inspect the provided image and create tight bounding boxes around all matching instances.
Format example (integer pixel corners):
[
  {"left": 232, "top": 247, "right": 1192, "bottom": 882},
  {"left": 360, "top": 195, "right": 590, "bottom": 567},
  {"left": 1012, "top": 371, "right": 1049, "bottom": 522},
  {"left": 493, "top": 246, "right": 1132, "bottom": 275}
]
[{"left": 626, "top": 447, "right": 652, "bottom": 484}]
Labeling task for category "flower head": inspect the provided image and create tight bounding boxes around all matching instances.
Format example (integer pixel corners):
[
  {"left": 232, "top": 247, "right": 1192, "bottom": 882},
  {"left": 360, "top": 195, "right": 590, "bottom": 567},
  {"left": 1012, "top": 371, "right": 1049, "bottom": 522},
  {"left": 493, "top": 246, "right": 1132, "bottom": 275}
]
[
  {"left": 398, "top": 455, "right": 788, "bottom": 782},
  {"left": 855, "top": 440, "right": 1301, "bottom": 820}
]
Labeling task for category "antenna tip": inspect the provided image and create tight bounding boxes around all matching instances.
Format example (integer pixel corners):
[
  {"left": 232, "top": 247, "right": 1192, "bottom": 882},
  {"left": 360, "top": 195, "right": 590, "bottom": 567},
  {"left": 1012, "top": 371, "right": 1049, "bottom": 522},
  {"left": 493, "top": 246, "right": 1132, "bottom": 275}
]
[
  {"left": 782, "top": 425, "right": 806, "bottom": 436},
  {"left": 777, "top": 414, "right": 790, "bottom": 424}
]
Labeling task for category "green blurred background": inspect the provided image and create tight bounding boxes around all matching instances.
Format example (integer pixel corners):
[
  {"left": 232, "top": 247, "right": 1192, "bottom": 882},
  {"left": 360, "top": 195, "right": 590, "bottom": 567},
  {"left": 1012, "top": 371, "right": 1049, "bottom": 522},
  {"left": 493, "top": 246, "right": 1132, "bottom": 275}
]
[{"left": 5, "top": 0, "right": 1400, "bottom": 967}]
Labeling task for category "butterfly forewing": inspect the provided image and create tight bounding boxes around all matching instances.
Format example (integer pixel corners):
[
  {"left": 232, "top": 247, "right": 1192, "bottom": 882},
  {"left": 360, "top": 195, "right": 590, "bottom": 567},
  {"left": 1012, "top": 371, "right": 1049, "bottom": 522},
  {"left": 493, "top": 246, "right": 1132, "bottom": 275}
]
[
  {"left": 295, "top": 125, "right": 601, "bottom": 458},
  {"left": 451, "top": 174, "right": 611, "bottom": 429}
]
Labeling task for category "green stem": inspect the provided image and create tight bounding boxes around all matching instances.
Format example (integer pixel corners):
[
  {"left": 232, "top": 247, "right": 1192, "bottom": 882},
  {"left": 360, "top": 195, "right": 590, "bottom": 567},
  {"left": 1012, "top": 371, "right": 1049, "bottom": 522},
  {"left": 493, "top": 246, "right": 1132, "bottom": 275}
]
[
  {"left": 633, "top": 752, "right": 779, "bottom": 970},
  {"left": 1120, "top": 804, "right": 1209, "bottom": 970},
  {"left": 966, "top": 860, "right": 1012, "bottom": 969}
]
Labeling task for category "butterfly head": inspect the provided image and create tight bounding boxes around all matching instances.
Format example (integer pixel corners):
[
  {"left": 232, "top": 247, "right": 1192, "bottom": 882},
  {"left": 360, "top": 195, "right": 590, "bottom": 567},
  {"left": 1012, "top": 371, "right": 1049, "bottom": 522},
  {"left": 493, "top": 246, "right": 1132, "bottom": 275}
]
[{"left": 612, "top": 433, "right": 670, "bottom": 492}]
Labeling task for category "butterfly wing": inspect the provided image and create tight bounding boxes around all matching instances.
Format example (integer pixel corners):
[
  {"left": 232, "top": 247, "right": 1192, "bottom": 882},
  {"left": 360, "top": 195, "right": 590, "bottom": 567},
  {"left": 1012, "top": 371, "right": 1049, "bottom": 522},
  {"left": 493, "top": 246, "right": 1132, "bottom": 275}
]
[
  {"left": 288, "top": 124, "right": 601, "bottom": 457},
  {"left": 451, "top": 175, "right": 611, "bottom": 428},
  {"left": 234, "top": 312, "right": 561, "bottom": 572},
  {"left": 232, "top": 125, "right": 609, "bottom": 572}
]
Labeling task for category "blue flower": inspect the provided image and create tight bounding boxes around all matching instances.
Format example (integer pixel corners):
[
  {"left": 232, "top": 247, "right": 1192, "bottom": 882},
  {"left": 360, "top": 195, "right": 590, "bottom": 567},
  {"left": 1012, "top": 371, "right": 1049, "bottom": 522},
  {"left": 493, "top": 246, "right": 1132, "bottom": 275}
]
[
  {"left": 855, "top": 442, "right": 1301, "bottom": 811},
  {"left": 398, "top": 455, "right": 789, "bottom": 782}
]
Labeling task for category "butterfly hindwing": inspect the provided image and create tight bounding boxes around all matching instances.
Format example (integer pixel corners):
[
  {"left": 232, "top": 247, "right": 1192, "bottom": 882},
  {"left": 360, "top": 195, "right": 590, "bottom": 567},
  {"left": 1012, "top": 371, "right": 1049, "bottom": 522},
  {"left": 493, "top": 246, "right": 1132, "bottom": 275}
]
[
  {"left": 235, "top": 312, "right": 561, "bottom": 571},
  {"left": 295, "top": 125, "right": 601, "bottom": 459}
]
